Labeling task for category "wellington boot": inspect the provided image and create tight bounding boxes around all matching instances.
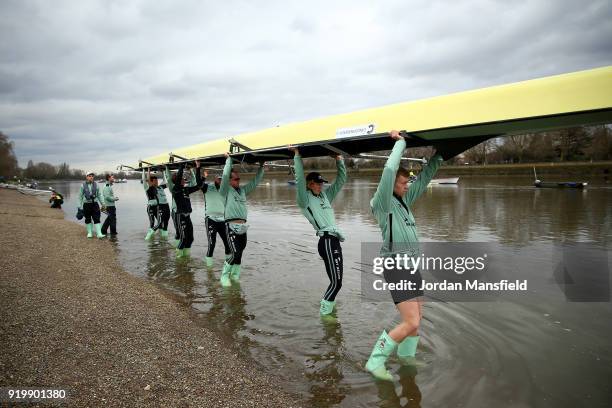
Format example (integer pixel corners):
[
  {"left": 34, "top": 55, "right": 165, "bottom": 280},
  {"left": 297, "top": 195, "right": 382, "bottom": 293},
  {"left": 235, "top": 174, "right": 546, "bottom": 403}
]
[
  {"left": 95, "top": 223, "right": 105, "bottom": 239},
  {"left": 229, "top": 264, "right": 241, "bottom": 282},
  {"left": 145, "top": 228, "right": 155, "bottom": 241},
  {"left": 365, "top": 330, "right": 397, "bottom": 381},
  {"left": 220, "top": 262, "right": 232, "bottom": 287},
  {"left": 397, "top": 336, "right": 420, "bottom": 365},
  {"left": 205, "top": 257, "right": 214, "bottom": 268},
  {"left": 319, "top": 299, "right": 336, "bottom": 316}
]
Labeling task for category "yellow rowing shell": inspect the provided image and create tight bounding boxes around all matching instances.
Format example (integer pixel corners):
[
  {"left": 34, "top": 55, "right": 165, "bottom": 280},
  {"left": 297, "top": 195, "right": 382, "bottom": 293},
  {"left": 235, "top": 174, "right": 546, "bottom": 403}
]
[{"left": 137, "top": 66, "right": 612, "bottom": 168}]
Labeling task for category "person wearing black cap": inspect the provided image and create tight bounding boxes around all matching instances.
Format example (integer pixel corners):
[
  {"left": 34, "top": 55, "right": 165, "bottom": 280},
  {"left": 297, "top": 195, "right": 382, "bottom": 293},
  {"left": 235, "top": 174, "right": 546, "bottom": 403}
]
[
  {"left": 171, "top": 160, "right": 204, "bottom": 258},
  {"left": 289, "top": 146, "right": 347, "bottom": 318}
]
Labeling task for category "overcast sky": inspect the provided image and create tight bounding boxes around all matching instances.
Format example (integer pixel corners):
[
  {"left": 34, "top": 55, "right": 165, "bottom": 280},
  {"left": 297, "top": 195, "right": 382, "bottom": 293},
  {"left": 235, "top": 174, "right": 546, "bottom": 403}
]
[{"left": 1, "top": 0, "right": 611, "bottom": 172}]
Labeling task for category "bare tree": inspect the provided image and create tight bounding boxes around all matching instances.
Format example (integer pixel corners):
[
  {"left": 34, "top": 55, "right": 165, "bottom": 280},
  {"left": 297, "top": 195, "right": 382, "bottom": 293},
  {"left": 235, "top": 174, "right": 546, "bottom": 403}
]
[{"left": 0, "top": 131, "right": 19, "bottom": 177}]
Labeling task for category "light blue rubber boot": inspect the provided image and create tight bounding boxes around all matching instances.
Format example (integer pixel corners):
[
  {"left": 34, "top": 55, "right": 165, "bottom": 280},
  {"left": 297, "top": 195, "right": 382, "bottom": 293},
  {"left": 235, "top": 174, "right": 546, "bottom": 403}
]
[
  {"left": 176, "top": 248, "right": 185, "bottom": 258},
  {"left": 145, "top": 228, "right": 155, "bottom": 241},
  {"left": 86, "top": 223, "right": 93, "bottom": 238},
  {"left": 205, "top": 257, "right": 214, "bottom": 268},
  {"left": 365, "top": 330, "right": 397, "bottom": 381},
  {"left": 95, "top": 223, "right": 105, "bottom": 238},
  {"left": 229, "top": 264, "right": 241, "bottom": 282},
  {"left": 220, "top": 262, "right": 232, "bottom": 287},
  {"left": 183, "top": 248, "right": 191, "bottom": 258},
  {"left": 319, "top": 299, "right": 336, "bottom": 316},
  {"left": 160, "top": 229, "right": 169, "bottom": 239},
  {"left": 397, "top": 336, "right": 419, "bottom": 365}
]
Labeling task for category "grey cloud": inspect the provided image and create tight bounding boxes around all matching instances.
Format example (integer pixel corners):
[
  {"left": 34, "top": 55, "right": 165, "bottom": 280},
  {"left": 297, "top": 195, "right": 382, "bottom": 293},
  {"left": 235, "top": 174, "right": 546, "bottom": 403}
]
[{"left": 0, "top": 0, "right": 610, "bottom": 171}]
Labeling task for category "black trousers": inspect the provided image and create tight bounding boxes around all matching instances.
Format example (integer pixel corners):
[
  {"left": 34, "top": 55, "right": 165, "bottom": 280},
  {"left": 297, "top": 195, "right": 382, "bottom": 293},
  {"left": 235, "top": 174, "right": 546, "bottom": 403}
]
[
  {"left": 318, "top": 234, "right": 343, "bottom": 301},
  {"left": 101, "top": 206, "right": 117, "bottom": 235},
  {"left": 158, "top": 203, "right": 170, "bottom": 231},
  {"left": 206, "top": 217, "right": 230, "bottom": 257},
  {"left": 225, "top": 223, "right": 247, "bottom": 265},
  {"left": 147, "top": 204, "right": 160, "bottom": 230},
  {"left": 171, "top": 209, "right": 179, "bottom": 239},
  {"left": 83, "top": 202, "right": 101, "bottom": 224},
  {"left": 177, "top": 212, "right": 194, "bottom": 249}
]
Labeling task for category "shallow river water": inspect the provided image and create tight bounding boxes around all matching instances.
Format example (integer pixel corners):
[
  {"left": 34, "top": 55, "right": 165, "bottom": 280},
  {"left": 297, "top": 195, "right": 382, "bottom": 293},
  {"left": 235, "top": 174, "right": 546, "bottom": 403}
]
[{"left": 44, "top": 174, "right": 612, "bottom": 408}]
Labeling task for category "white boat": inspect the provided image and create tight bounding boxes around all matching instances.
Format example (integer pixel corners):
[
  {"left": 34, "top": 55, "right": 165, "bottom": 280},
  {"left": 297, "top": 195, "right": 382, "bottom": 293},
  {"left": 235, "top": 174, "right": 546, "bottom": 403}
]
[
  {"left": 428, "top": 177, "right": 459, "bottom": 185},
  {"left": 17, "top": 186, "right": 54, "bottom": 196}
]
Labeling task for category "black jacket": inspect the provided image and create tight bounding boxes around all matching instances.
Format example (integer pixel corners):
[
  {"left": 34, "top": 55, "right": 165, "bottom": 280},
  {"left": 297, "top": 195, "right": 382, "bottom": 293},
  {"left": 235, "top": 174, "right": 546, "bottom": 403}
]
[{"left": 171, "top": 165, "right": 203, "bottom": 213}]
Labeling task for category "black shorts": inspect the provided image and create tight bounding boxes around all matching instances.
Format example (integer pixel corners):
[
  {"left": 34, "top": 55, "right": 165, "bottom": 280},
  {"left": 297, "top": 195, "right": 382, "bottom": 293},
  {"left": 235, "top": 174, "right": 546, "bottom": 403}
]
[{"left": 382, "top": 267, "right": 424, "bottom": 304}]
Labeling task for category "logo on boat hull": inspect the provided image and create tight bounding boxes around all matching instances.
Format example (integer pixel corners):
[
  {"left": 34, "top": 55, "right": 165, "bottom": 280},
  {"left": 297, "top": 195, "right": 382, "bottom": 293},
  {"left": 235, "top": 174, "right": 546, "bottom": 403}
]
[{"left": 336, "top": 124, "right": 376, "bottom": 139}]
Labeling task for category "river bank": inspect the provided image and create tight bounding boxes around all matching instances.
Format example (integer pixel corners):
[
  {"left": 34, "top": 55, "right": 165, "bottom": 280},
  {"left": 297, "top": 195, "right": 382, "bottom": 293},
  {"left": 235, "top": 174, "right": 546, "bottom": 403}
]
[{"left": 0, "top": 189, "right": 302, "bottom": 407}]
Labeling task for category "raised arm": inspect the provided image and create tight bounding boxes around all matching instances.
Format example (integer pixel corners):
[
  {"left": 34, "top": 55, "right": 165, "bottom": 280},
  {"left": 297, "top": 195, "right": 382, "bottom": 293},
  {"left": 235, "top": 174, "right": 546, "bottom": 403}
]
[
  {"left": 219, "top": 155, "right": 232, "bottom": 197},
  {"left": 141, "top": 170, "right": 148, "bottom": 191},
  {"left": 186, "top": 162, "right": 203, "bottom": 194},
  {"left": 244, "top": 164, "right": 264, "bottom": 196},
  {"left": 371, "top": 133, "right": 406, "bottom": 214},
  {"left": 325, "top": 157, "right": 347, "bottom": 203},
  {"left": 187, "top": 166, "right": 197, "bottom": 187},
  {"left": 172, "top": 165, "right": 184, "bottom": 195},
  {"left": 159, "top": 171, "right": 167, "bottom": 189},
  {"left": 291, "top": 147, "right": 308, "bottom": 208},
  {"left": 405, "top": 153, "right": 443, "bottom": 205},
  {"left": 164, "top": 166, "right": 174, "bottom": 191},
  {"left": 201, "top": 170, "right": 209, "bottom": 194}
]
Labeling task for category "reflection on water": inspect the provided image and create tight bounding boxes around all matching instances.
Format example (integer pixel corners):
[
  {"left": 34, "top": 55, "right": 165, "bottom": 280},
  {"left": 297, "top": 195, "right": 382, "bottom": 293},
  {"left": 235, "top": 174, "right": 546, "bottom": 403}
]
[{"left": 46, "top": 176, "right": 612, "bottom": 408}]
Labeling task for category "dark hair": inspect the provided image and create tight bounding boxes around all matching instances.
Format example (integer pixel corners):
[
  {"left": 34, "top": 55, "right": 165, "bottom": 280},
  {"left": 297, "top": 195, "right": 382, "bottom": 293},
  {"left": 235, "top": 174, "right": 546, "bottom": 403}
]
[
  {"left": 396, "top": 167, "right": 411, "bottom": 179},
  {"left": 172, "top": 173, "right": 179, "bottom": 184},
  {"left": 105, "top": 174, "right": 113, "bottom": 181},
  {"left": 149, "top": 175, "right": 158, "bottom": 181}
]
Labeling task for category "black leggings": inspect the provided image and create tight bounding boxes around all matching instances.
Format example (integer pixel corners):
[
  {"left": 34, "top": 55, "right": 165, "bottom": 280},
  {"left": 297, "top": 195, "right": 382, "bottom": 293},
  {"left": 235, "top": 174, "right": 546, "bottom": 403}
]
[
  {"left": 206, "top": 217, "right": 230, "bottom": 257},
  {"left": 83, "top": 202, "right": 101, "bottom": 224},
  {"left": 147, "top": 204, "right": 160, "bottom": 230},
  {"left": 177, "top": 212, "right": 194, "bottom": 249},
  {"left": 226, "top": 223, "right": 247, "bottom": 265},
  {"left": 158, "top": 203, "right": 170, "bottom": 231},
  {"left": 171, "top": 209, "right": 179, "bottom": 239},
  {"left": 318, "top": 235, "right": 343, "bottom": 301}
]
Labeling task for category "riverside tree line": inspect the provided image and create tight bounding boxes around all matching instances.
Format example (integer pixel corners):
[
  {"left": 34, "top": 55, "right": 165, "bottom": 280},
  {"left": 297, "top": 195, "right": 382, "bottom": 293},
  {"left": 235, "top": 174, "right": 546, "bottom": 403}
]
[{"left": 0, "top": 131, "right": 132, "bottom": 181}]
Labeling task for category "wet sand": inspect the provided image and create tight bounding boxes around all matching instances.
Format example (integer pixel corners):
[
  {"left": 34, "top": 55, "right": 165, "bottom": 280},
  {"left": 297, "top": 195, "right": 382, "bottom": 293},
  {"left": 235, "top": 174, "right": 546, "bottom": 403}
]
[{"left": 0, "top": 189, "right": 302, "bottom": 407}]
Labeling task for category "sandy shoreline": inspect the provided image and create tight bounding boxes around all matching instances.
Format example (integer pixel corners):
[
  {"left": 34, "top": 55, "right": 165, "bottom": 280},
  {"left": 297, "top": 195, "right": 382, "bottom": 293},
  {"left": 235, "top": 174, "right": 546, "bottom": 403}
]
[{"left": 0, "top": 189, "right": 302, "bottom": 407}]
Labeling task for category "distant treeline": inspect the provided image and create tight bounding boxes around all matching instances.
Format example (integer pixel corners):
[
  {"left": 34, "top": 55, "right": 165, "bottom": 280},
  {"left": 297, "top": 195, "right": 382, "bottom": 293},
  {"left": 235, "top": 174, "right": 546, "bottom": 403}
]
[
  {"left": 300, "top": 125, "right": 612, "bottom": 169},
  {"left": 0, "top": 131, "right": 136, "bottom": 181}
]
